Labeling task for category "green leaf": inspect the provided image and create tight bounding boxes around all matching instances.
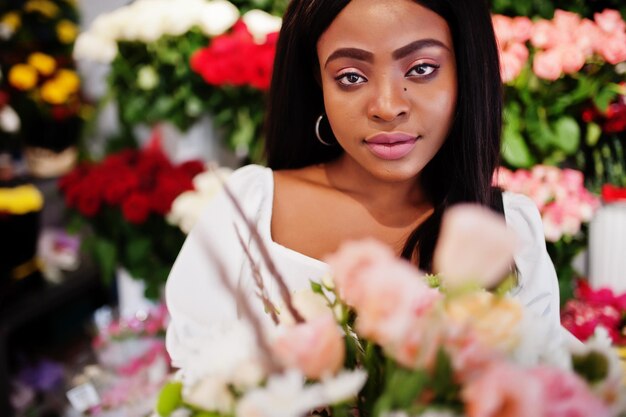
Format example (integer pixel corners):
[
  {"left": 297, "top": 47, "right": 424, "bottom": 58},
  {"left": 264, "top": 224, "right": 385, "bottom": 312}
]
[
  {"left": 310, "top": 280, "right": 323, "bottom": 294},
  {"left": 502, "top": 126, "right": 534, "bottom": 168},
  {"left": 92, "top": 238, "right": 117, "bottom": 285},
  {"left": 156, "top": 381, "right": 183, "bottom": 417},
  {"left": 552, "top": 116, "right": 580, "bottom": 155},
  {"left": 125, "top": 237, "right": 152, "bottom": 267},
  {"left": 572, "top": 351, "right": 609, "bottom": 384},
  {"left": 431, "top": 349, "right": 460, "bottom": 403},
  {"left": 593, "top": 86, "right": 618, "bottom": 113},
  {"left": 586, "top": 122, "right": 602, "bottom": 147}
]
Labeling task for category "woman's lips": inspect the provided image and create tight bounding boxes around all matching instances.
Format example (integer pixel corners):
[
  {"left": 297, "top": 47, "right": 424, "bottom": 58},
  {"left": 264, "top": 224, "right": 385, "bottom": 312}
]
[{"left": 364, "top": 132, "right": 419, "bottom": 160}]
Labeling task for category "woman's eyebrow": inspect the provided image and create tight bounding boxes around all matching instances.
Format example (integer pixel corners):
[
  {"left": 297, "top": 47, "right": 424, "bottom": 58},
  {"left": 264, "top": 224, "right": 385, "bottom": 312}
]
[
  {"left": 324, "top": 38, "right": 450, "bottom": 69},
  {"left": 391, "top": 38, "right": 450, "bottom": 60},
  {"left": 324, "top": 48, "right": 374, "bottom": 68}
]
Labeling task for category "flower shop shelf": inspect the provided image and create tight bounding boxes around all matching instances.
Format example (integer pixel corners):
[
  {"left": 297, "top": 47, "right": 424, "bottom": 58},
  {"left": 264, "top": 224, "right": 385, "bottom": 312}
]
[{"left": 0, "top": 256, "right": 108, "bottom": 417}]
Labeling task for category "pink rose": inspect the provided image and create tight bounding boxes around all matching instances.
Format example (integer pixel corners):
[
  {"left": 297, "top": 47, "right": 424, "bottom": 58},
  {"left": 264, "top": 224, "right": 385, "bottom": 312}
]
[
  {"left": 272, "top": 314, "right": 345, "bottom": 380},
  {"left": 531, "top": 20, "right": 559, "bottom": 49},
  {"left": 434, "top": 204, "right": 517, "bottom": 290},
  {"left": 351, "top": 259, "right": 441, "bottom": 354},
  {"left": 594, "top": 9, "right": 626, "bottom": 35},
  {"left": 530, "top": 366, "right": 610, "bottom": 417},
  {"left": 559, "top": 45, "right": 586, "bottom": 74},
  {"left": 598, "top": 33, "right": 626, "bottom": 64},
  {"left": 500, "top": 43, "right": 529, "bottom": 82},
  {"left": 325, "top": 238, "right": 396, "bottom": 307},
  {"left": 533, "top": 49, "right": 563, "bottom": 80},
  {"left": 576, "top": 19, "right": 602, "bottom": 57},
  {"left": 511, "top": 16, "right": 533, "bottom": 43},
  {"left": 553, "top": 9, "right": 581, "bottom": 36},
  {"left": 463, "top": 362, "right": 544, "bottom": 417},
  {"left": 492, "top": 14, "right": 514, "bottom": 45}
]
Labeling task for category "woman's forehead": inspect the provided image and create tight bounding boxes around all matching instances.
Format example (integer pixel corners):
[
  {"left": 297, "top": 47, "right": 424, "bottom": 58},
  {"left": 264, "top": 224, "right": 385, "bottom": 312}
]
[{"left": 317, "top": 0, "right": 453, "bottom": 60}]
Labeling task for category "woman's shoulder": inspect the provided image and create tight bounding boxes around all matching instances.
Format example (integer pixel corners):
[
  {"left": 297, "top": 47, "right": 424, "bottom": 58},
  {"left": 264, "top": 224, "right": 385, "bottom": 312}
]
[{"left": 225, "top": 163, "right": 273, "bottom": 193}]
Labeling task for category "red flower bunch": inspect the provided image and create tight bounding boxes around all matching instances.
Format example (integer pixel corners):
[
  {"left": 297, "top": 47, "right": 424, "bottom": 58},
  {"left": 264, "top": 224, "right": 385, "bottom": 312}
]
[
  {"left": 59, "top": 148, "right": 205, "bottom": 224},
  {"left": 561, "top": 279, "right": 626, "bottom": 344},
  {"left": 190, "top": 21, "right": 278, "bottom": 91},
  {"left": 582, "top": 90, "right": 626, "bottom": 134}
]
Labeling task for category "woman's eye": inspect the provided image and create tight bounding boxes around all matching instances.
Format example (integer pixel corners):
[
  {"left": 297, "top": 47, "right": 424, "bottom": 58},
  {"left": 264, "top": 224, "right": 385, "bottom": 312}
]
[
  {"left": 336, "top": 72, "right": 367, "bottom": 86},
  {"left": 406, "top": 63, "right": 439, "bottom": 77}
]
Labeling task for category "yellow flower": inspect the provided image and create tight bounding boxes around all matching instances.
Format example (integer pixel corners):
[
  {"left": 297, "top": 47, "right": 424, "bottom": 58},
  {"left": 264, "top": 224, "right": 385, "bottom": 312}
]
[
  {"left": 8, "top": 64, "right": 38, "bottom": 90},
  {"left": 0, "top": 185, "right": 44, "bottom": 215},
  {"left": 24, "top": 0, "right": 59, "bottom": 18},
  {"left": 55, "top": 69, "right": 80, "bottom": 93},
  {"left": 28, "top": 52, "right": 56, "bottom": 76},
  {"left": 56, "top": 19, "right": 78, "bottom": 44},
  {"left": 446, "top": 292, "right": 523, "bottom": 353},
  {"left": 40, "top": 79, "right": 69, "bottom": 105},
  {"left": 1, "top": 12, "right": 21, "bottom": 31}
]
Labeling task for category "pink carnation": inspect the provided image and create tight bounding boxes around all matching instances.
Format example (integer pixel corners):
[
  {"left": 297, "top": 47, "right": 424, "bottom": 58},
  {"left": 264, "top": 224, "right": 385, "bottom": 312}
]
[
  {"left": 530, "top": 366, "right": 610, "bottom": 417},
  {"left": 533, "top": 49, "right": 563, "bottom": 80},
  {"left": 594, "top": 9, "right": 626, "bottom": 34},
  {"left": 463, "top": 362, "right": 544, "bottom": 417},
  {"left": 272, "top": 314, "right": 345, "bottom": 380}
]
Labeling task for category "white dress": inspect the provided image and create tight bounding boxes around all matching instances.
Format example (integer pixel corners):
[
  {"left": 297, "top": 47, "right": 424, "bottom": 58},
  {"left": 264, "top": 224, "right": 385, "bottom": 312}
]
[{"left": 165, "top": 164, "right": 563, "bottom": 370}]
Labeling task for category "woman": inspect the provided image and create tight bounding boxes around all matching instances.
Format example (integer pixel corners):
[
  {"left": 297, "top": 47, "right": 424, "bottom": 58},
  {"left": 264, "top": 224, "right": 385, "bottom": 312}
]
[{"left": 165, "top": 0, "right": 561, "bottom": 370}]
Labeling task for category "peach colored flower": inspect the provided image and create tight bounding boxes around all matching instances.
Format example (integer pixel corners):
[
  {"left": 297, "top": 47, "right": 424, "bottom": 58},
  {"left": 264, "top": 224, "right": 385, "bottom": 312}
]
[
  {"left": 594, "top": 9, "right": 626, "bottom": 35},
  {"left": 272, "top": 314, "right": 345, "bottom": 380},
  {"left": 349, "top": 258, "right": 440, "bottom": 346},
  {"left": 440, "top": 324, "right": 500, "bottom": 383},
  {"left": 433, "top": 204, "right": 517, "bottom": 290},
  {"left": 533, "top": 49, "right": 563, "bottom": 80},
  {"left": 445, "top": 292, "right": 523, "bottom": 354},
  {"left": 463, "top": 362, "right": 543, "bottom": 417},
  {"left": 530, "top": 366, "right": 610, "bottom": 417},
  {"left": 324, "top": 238, "right": 396, "bottom": 307}
]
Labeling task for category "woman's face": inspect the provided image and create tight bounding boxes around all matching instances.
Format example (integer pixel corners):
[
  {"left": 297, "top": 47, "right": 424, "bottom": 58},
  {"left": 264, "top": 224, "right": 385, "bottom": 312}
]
[{"left": 317, "top": 0, "right": 457, "bottom": 183}]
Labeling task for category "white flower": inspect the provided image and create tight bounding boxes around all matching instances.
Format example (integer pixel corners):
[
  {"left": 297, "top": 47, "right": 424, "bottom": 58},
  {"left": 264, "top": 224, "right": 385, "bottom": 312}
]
[
  {"left": 182, "top": 321, "right": 264, "bottom": 387},
  {"left": 137, "top": 66, "right": 159, "bottom": 90},
  {"left": 185, "top": 377, "right": 235, "bottom": 413},
  {"left": 198, "top": 0, "right": 240, "bottom": 36},
  {"left": 277, "top": 289, "right": 332, "bottom": 325},
  {"left": 166, "top": 167, "right": 233, "bottom": 233},
  {"left": 236, "top": 369, "right": 366, "bottom": 417},
  {"left": 0, "top": 105, "right": 20, "bottom": 133},
  {"left": 73, "top": 32, "right": 118, "bottom": 63},
  {"left": 242, "top": 10, "right": 282, "bottom": 43}
]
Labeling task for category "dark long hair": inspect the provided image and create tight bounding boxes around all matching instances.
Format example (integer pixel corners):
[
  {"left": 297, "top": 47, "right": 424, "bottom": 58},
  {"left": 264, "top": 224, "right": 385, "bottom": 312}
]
[{"left": 264, "top": 0, "right": 503, "bottom": 271}]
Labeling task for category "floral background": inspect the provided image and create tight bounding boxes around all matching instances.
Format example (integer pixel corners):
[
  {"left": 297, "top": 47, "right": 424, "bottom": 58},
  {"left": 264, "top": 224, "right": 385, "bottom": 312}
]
[{"left": 3, "top": 0, "right": 626, "bottom": 415}]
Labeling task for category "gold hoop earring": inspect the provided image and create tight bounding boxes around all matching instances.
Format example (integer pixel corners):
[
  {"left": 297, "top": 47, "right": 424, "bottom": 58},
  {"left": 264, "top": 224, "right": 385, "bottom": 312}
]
[{"left": 315, "top": 114, "right": 332, "bottom": 146}]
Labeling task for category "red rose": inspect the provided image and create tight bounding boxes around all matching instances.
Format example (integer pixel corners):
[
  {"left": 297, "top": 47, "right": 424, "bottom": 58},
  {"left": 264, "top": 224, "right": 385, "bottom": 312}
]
[
  {"left": 104, "top": 170, "right": 140, "bottom": 205},
  {"left": 179, "top": 160, "right": 205, "bottom": 178},
  {"left": 76, "top": 185, "right": 102, "bottom": 217},
  {"left": 121, "top": 193, "right": 151, "bottom": 224}
]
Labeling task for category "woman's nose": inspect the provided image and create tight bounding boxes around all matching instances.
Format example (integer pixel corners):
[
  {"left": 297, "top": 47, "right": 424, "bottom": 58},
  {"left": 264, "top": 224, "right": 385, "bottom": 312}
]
[{"left": 367, "top": 77, "right": 410, "bottom": 122}]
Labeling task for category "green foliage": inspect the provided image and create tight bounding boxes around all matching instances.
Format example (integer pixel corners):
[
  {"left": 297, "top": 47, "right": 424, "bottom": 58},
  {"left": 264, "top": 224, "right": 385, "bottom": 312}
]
[
  {"left": 74, "top": 206, "right": 186, "bottom": 300},
  {"left": 156, "top": 381, "right": 184, "bottom": 417}
]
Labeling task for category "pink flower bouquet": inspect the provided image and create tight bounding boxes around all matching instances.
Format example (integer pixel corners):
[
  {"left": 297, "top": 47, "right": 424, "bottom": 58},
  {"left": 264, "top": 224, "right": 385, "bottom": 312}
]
[{"left": 155, "top": 187, "right": 623, "bottom": 417}]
